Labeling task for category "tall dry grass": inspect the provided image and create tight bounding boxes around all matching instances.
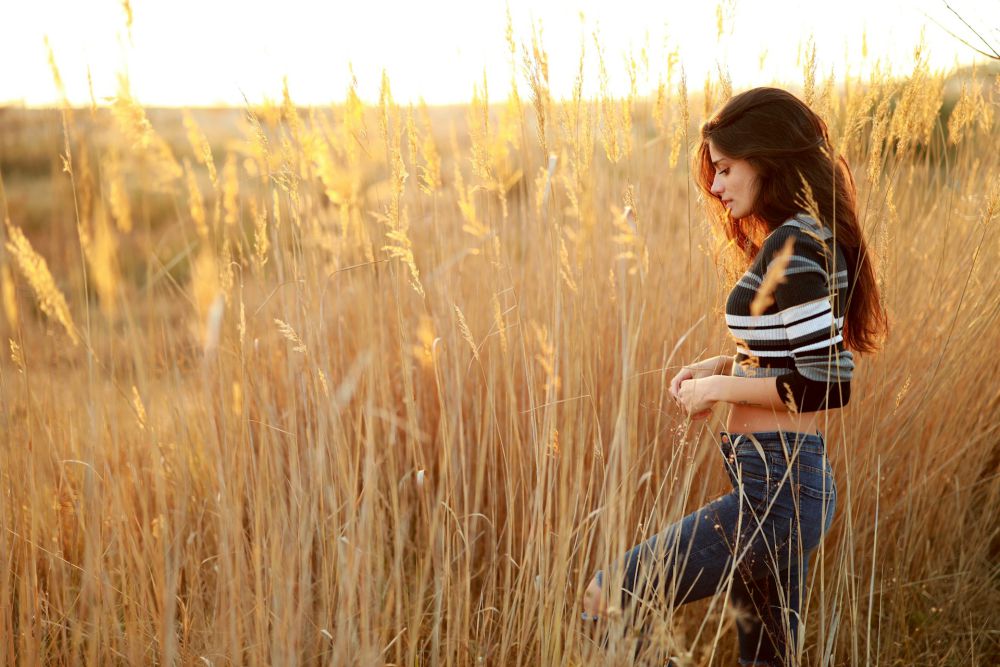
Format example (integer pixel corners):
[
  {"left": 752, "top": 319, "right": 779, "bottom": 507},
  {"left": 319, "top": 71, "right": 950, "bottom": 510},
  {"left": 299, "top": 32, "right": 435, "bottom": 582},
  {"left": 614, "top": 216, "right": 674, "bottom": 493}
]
[{"left": 1, "top": 20, "right": 999, "bottom": 667}]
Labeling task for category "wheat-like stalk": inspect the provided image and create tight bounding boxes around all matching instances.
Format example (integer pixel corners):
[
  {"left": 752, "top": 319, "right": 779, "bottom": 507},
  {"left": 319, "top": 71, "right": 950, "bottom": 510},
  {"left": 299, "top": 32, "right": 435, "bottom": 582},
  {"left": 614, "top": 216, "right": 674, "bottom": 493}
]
[
  {"left": 750, "top": 235, "right": 795, "bottom": 316},
  {"left": 104, "top": 152, "right": 133, "bottom": 233},
  {"left": 183, "top": 110, "right": 217, "bottom": 186},
  {"left": 253, "top": 204, "right": 269, "bottom": 271},
  {"left": 44, "top": 37, "right": 68, "bottom": 106},
  {"left": 132, "top": 385, "right": 147, "bottom": 430},
  {"left": 111, "top": 75, "right": 182, "bottom": 187},
  {"left": 185, "top": 160, "right": 208, "bottom": 239},
  {"left": 1, "top": 263, "right": 18, "bottom": 329},
  {"left": 594, "top": 32, "right": 623, "bottom": 164},
  {"left": 274, "top": 318, "right": 307, "bottom": 353},
  {"left": 802, "top": 37, "right": 817, "bottom": 106},
  {"left": 531, "top": 320, "right": 560, "bottom": 393},
  {"left": 4, "top": 222, "right": 78, "bottom": 346},
  {"left": 558, "top": 233, "right": 578, "bottom": 293},
  {"left": 453, "top": 304, "right": 480, "bottom": 364},
  {"left": 382, "top": 224, "right": 426, "bottom": 298},
  {"left": 490, "top": 293, "right": 509, "bottom": 359},
  {"left": 221, "top": 153, "right": 240, "bottom": 229},
  {"left": 866, "top": 94, "right": 892, "bottom": 185},
  {"left": 467, "top": 71, "right": 494, "bottom": 184},
  {"left": 415, "top": 102, "right": 442, "bottom": 195},
  {"left": 81, "top": 202, "right": 119, "bottom": 318},
  {"left": 779, "top": 380, "right": 800, "bottom": 414},
  {"left": 9, "top": 338, "right": 23, "bottom": 372},
  {"left": 453, "top": 154, "right": 488, "bottom": 239},
  {"left": 522, "top": 20, "right": 551, "bottom": 156}
]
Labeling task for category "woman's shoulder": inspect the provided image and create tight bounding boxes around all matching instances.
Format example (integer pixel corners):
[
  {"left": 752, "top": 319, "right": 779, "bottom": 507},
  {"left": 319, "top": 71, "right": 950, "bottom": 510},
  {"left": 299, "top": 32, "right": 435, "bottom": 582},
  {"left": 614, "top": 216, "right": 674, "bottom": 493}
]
[{"left": 761, "top": 213, "right": 837, "bottom": 262}]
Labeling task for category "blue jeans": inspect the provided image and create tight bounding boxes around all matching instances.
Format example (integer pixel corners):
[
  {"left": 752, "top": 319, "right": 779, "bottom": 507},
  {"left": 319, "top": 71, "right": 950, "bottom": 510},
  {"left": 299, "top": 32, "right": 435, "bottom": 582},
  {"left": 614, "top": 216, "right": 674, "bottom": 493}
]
[{"left": 586, "top": 430, "right": 837, "bottom": 666}]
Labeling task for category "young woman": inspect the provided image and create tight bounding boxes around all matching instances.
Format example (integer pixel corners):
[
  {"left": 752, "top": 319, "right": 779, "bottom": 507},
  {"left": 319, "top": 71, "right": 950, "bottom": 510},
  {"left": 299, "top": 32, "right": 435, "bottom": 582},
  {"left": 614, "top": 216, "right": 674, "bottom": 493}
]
[{"left": 581, "top": 87, "right": 887, "bottom": 665}]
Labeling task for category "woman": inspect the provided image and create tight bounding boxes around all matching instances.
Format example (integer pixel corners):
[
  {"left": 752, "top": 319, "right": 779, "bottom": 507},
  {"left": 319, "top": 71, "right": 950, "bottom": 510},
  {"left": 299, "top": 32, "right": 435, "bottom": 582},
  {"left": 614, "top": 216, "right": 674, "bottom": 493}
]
[{"left": 581, "top": 87, "right": 887, "bottom": 666}]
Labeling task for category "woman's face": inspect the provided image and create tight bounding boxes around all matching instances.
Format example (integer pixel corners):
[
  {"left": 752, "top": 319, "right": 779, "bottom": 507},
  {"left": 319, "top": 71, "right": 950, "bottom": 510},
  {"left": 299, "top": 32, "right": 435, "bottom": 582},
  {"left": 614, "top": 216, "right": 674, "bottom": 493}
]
[{"left": 708, "top": 140, "right": 760, "bottom": 219}]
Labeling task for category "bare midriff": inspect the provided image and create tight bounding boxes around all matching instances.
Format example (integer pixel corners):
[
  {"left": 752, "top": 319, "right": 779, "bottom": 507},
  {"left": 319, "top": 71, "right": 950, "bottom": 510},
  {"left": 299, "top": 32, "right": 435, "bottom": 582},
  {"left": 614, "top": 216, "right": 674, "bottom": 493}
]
[{"left": 725, "top": 403, "right": 825, "bottom": 436}]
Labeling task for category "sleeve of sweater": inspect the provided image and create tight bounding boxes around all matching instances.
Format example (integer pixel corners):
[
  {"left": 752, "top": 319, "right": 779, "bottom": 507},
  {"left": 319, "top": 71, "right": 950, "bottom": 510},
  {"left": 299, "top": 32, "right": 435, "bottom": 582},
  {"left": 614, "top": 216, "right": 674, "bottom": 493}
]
[{"left": 764, "top": 227, "right": 854, "bottom": 412}]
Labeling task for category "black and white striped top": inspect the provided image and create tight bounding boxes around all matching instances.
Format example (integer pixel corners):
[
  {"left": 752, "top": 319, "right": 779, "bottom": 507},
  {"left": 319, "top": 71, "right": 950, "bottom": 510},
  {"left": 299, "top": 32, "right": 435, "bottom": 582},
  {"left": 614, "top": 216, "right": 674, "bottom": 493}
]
[{"left": 725, "top": 213, "right": 854, "bottom": 411}]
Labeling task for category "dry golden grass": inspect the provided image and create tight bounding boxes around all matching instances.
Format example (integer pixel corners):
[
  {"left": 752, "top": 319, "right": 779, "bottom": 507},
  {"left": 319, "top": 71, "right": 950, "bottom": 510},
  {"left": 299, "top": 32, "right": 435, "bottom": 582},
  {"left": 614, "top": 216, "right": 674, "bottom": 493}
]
[{"left": 1, "top": 24, "right": 999, "bottom": 667}]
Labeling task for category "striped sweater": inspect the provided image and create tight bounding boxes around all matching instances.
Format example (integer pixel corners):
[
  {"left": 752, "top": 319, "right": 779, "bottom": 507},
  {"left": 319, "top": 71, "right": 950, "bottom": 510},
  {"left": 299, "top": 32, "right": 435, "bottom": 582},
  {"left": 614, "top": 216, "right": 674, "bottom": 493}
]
[{"left": 725, "top": 213, "right": 854, "bottom": 411}]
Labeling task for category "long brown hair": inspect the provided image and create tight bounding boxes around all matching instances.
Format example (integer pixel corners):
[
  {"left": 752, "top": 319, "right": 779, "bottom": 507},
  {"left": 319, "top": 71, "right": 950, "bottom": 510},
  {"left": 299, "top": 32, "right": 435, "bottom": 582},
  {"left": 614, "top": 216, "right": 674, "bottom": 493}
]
[{"left": 695, "top": 87, "right": 887, "bottom": 354}]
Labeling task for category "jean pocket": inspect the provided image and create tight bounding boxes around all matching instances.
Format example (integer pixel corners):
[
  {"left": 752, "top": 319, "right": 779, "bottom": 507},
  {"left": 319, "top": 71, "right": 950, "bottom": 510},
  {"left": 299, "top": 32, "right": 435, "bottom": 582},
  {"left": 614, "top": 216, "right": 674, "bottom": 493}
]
[
  {"left": 733, "top": 451, "right": 771, "bottom": 485},
  {"left": 796, "top": 468, "right": 836, "bottom": 502},
  {"left": 765, "top": 452, "right": 833, "bottom": 498}
]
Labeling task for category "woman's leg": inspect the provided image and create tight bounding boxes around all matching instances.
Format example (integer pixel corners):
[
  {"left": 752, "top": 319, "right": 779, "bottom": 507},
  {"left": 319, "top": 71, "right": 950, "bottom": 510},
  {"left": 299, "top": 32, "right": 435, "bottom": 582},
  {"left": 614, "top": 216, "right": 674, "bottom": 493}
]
[
  {"left": 729, "top": 568, "right": 773, "bottom": 662},
  {"left": 583, "top": 431, "right": 835, "bottom": 663},
  {"left": 597, "top": 490, "right": 745, "bottom": 617},
  {"left": 726, "top": 431, "right": 836, "bottom": 666},
  {"left": 582, "top": 489, "right": 743, "bottom": 662},
  {"left": 730, "top": 556, "right": 809, "bottom": 666}
]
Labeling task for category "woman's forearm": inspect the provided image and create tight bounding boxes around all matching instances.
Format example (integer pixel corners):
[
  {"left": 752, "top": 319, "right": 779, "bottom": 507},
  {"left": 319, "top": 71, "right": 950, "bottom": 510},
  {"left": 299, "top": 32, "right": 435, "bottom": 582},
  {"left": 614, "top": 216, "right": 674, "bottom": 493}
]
[
  {"left": 707, "top": 375, "right": 792, "bottom": 411},
  {"left": 715, "top": 354, "right": 735, "bottom": 376}
]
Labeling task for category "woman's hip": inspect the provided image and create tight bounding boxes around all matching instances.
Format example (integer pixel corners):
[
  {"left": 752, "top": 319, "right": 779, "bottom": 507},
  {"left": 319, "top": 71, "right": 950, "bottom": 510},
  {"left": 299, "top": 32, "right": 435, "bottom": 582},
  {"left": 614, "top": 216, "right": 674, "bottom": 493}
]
[{"left": 719, "top": 429, "right": 837, "bottom": 543}]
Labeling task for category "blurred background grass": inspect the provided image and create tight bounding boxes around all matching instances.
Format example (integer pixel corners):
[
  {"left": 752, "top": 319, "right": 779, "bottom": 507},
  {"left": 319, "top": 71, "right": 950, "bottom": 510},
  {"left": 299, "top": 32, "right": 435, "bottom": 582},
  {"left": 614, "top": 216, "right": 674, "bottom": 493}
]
[{"left": 0, "top": 30, "right": 998, "bottom": 666}]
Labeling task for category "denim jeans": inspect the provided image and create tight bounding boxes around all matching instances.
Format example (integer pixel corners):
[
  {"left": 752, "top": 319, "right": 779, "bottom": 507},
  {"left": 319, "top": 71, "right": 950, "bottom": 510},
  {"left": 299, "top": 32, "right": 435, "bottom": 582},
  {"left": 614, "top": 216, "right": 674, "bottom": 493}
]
[{"left": 586, "top": 430, "right": 837, "bottom": 666}]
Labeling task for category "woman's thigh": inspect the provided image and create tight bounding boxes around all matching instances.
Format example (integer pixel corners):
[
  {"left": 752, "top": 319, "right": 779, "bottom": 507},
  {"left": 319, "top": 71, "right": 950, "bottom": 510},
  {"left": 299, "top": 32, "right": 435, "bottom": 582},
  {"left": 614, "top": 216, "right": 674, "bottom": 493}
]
[
  {"left": 597, "top": 474, "right": 824, "bottom": 615},
  {"left": 597, "top": 490, "right": 744, "bottom": 612},
  {"left": 728, "top": 435, "right": 837, "bottom": 558}
]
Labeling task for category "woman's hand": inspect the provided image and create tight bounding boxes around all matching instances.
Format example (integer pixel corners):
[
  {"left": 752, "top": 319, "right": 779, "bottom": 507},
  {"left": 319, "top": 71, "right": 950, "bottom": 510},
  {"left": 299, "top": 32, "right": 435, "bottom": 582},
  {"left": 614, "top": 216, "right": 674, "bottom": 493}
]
[
  {"left": 670, "top": 361, "right": 708, "bottom": 398},
  {"left": 675, "top": 377, "right": 718, "bottom": 420},
  {"left": 669, "top": 366, "right": 697, "bottom": 401},
  {"left": 670, "top": 356, "right": 726, "bottom": 404}
]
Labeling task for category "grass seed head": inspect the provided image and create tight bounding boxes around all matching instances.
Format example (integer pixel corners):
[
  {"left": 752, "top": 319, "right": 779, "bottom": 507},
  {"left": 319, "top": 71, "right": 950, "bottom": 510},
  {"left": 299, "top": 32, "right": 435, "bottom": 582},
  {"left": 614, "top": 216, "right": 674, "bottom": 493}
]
[
  {"left": 5, "top": 222, "right": 78, "bottom": 346},
  {"left": 750, "top": 235, "right": 795, "bottom": 316}
]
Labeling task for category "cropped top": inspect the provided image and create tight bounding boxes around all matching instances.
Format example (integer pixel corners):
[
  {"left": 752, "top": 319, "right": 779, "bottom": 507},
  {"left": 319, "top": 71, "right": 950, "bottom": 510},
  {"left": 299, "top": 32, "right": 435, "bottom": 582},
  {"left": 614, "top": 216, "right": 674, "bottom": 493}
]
[{"left": 724, "top": 213, "right": 854, "bottom": 412}]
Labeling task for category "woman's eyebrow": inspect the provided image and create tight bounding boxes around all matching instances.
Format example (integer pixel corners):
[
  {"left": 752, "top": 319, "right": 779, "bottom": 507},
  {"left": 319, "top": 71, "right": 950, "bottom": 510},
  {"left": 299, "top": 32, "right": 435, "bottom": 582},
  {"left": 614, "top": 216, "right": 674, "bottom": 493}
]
[{"left": 712, "top": 158, "right": 728, "bottom": 167}]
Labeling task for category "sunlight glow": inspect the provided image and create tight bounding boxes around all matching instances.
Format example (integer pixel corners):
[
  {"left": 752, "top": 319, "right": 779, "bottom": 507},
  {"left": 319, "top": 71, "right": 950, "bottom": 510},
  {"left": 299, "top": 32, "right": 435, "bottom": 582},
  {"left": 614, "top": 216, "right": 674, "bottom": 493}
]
[{"left": 2, "top": 0, "right": 994, "bottom": 107}]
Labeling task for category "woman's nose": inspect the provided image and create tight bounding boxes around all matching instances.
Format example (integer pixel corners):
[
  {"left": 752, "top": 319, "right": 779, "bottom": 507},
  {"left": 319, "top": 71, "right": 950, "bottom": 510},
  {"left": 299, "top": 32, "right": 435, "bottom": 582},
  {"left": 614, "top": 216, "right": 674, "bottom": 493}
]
[{"left": 710, "top": 175, "right": 723, "bottom": 196}]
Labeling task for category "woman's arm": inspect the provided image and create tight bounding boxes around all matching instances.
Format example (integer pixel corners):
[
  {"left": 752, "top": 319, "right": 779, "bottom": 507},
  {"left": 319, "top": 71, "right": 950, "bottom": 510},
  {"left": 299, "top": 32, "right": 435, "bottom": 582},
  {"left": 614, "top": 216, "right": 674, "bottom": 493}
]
[
  {"left": 704, "top": 375, "right": 794, "bottom": 411},
  {"left": 670, "top": 354, "right": 732, "bottom": 394},
  {"left": 675, "top": 373, "right": 795, "bottom": 417},
  {"left": 687, "top": 354, "right": 734, "bottom": 377},
  {"left": 712, "top": 354, "right": 735, "bottom": 376},
  {"left": 671, "top": 355, "right": 735, "bottom": 417}
]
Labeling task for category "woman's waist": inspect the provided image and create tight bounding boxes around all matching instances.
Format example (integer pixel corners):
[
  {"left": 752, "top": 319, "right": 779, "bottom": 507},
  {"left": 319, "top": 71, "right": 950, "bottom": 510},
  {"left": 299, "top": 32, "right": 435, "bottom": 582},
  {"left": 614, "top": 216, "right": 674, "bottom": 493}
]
[
  {"left": 721, "top": 427, "right": 826, "bottom": 454},
  {"left": 726, "top": 404, "right": 824, "bottom": 438}
]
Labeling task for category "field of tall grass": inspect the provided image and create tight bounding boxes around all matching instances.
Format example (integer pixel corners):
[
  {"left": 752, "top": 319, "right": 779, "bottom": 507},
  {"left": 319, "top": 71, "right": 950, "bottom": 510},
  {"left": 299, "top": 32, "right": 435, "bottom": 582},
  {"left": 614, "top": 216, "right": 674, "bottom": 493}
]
[{"left": 1, "top": 22, "right": 999, "bottom": 666}]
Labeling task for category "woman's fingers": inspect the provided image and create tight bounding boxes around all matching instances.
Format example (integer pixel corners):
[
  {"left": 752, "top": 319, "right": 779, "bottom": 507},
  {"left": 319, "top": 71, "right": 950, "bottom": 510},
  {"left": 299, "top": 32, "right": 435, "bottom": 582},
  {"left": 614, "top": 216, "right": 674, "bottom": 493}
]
[
  {"left": 670, "top": 369, "right": 692, "bottom": 398},
  {"left": 675, "top": 379, "right": 711, "bottom": 419}
]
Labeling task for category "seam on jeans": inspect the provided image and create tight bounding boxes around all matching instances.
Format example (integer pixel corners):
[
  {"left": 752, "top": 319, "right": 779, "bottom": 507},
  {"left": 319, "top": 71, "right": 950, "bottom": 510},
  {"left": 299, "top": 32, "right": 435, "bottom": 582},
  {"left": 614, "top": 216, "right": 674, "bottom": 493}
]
[
  {"left": 784, "top": 461, "right": 831, "bottom": 477},
  {"left": 735, "top": 467, "right": 770, "bottom": 483},
  {"left": 731, "top": 432, "right": 826, "bottom": 457},
  {"left": 797, "top": 479, "right": 837, "bottom": 501},
  {"left": 644, "top": 517, "right": 734, "bottom": 576},
  {"left": 766, "top": 458, "right": 833, "bottom": 485}
]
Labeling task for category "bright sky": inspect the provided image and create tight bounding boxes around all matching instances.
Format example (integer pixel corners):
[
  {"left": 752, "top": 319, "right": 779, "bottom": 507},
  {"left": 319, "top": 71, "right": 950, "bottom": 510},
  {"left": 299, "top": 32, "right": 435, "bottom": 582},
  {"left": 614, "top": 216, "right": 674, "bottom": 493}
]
[{"left": 2, "top": 0, "right": 996, "bottom": 107}]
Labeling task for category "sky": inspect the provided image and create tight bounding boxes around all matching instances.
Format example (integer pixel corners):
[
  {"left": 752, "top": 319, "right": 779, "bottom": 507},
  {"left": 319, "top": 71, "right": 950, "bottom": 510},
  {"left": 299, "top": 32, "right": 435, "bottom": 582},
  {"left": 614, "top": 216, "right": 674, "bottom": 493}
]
[{"left": 2, "top": 0, "right": 996, "bottom": 107}]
